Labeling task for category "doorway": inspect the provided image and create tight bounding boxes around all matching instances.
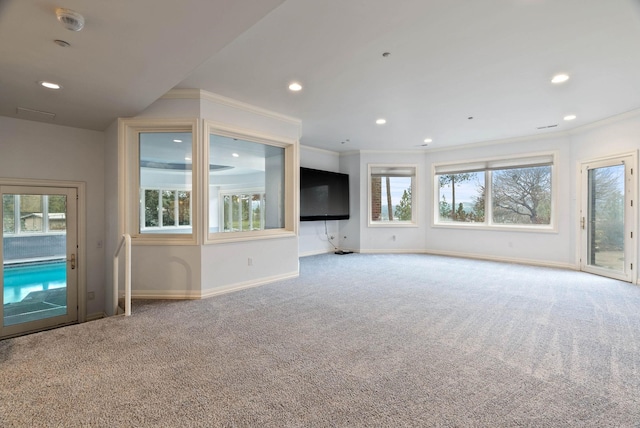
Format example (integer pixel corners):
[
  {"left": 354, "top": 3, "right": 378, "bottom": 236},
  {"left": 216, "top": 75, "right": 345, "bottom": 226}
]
[
  {"left": 1, "top": 185, "right": 78, "bottom": 339},
  {"left": 580, "top": 154, "right": 636, "bottom": 282}
]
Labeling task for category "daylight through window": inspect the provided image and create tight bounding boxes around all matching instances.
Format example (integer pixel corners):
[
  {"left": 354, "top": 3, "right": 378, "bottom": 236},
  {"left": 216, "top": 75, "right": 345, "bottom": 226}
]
[
  {"left": 369, "top": 165, "right": 416, "bottom": 225},
  {"left": 435, "top": 154, "right": 554, "bottom": 228}
]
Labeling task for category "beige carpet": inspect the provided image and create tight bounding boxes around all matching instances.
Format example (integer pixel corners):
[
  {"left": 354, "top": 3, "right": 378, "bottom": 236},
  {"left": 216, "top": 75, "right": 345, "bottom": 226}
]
[{"left": 1, "top": 253, "right": 639, "bottom": 427}]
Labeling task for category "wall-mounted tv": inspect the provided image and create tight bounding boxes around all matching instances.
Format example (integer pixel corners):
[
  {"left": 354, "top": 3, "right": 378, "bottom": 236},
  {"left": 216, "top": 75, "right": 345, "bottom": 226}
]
[{"left": 300, "top": 167, "right": 350, "bottom": 221}]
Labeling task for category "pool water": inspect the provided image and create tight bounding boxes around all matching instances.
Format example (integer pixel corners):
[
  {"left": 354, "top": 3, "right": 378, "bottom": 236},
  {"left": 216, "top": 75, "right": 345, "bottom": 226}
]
[{"left": 3, "top": 262, "right": 66, "bottom": 304}]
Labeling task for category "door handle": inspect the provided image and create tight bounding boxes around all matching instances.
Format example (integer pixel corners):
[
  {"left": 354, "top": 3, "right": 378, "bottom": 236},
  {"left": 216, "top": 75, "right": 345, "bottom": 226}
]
[{"left": 67, "top": 253, "right": 76, "bottom": 270}]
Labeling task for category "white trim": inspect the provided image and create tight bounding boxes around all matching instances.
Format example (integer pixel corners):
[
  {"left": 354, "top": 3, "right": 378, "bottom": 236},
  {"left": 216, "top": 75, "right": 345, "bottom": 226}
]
[
  {"left": 204, "top": 120, "right": 299, "bottom": 244},
  {"left": 163, "top": 89, "right": 302, "bottom": 131},
  {"left": 0, "top": 178, "right": 87, "bottom": 324},
  {"left": 131, "top": 270, "right": 299, "bottom": 300},
  {"left": 422, "top": 249, "right": 577, "bottom": 271},
  {"left": 432, "top": 150, "right": 558, "bottom": 232},
  {"left": 577, "top": 151, "right": 638, "bottom": 283},
  {"left": 119, "top": 117, "right": 200, "bottom": 246},
  {"left": 367, "top": 163, "right": 418, "bottom": 227}
]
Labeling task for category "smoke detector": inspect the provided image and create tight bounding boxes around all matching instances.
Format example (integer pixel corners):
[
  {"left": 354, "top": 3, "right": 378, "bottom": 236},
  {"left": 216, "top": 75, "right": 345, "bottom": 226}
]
[{"left": 56, "top": 8, "right": 85, "bottom": 31}]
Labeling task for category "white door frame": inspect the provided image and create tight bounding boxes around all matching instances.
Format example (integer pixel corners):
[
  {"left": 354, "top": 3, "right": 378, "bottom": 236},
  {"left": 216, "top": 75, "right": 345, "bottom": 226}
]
[
  {"left": 578, "top": 152, "right": 637, "bottom": 283},
  {"left": 0, "top": 178, "right": 86, "bottom": 329}
]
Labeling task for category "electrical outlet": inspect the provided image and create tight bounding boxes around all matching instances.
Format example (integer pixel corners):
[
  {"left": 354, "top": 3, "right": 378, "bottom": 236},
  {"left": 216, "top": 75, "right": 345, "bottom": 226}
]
[
  {"left": 248, "top": 257, "right": 253, "bottom": 266},
  {"left": 87, "top": 291, "right": 95, "bottom": 300}
]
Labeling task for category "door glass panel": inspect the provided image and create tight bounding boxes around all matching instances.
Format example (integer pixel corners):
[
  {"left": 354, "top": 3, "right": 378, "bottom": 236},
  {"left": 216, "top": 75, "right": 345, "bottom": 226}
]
[
  {"left": 3, "top": 193, "right": 68, "bottom": 327},
  {"left": 587, "top": 165, "right": 625, "bottom": 272}
]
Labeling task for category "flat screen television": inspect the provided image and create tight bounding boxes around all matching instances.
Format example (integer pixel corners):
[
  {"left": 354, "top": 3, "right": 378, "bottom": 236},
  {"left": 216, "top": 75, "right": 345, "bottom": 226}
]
[{"left": 300, "top": 167, "right": 350, "bottom": 221}]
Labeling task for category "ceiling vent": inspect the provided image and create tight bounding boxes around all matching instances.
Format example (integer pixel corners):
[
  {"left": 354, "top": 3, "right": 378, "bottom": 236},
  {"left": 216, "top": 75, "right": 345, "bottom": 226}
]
[{"left": 56, "top": 8, "right": 85, "bottom": 31}]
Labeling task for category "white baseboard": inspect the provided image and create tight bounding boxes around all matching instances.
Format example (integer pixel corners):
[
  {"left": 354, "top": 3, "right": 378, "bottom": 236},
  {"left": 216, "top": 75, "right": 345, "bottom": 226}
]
[
  {"left": 200, "top": 271, "right": 299, "bottom": 299},
  {"left": 130, "top": 270, "right": 300, "bottom": 301},
  {"left": 86, "top": 312, "right": 106, "bottom": 322},
  {"left": 422, "top": 249, "right": 577, "bottom": 270}
]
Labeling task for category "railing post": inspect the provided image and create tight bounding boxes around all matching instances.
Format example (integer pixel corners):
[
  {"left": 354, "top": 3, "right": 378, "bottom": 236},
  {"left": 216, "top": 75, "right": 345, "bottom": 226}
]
[
  {"left": 124, "top": 234, "right": 131, "bottom": 316},
  {"left": 113, "top": 233, "right": 132, "bottom": 316}
]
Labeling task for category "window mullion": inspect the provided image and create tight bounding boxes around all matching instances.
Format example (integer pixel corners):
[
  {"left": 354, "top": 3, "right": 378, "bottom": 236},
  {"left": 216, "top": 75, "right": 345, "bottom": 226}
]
[{"left": 486, "top": 171, "right": 492, "bottom": 226}]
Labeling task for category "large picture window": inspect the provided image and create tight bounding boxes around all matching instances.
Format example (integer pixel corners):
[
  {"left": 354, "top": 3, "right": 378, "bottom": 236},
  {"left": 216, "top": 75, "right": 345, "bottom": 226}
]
[
  {"left": 369, "top": 165, "right": 417, "bottom": 226},
  {"left": 434, "top": 153, "right": 555, "bottom": 229},
  {"left": 206, "top": 123, "right": 297, "bottom": 242}
]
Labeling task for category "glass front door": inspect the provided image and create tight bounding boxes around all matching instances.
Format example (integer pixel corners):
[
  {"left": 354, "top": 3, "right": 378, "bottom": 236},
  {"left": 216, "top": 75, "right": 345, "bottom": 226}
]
[
  {"left": 1, "top": 186, "right": 77, "bottom": 339},
  {"left": 581, "top": 156, "right": 635, "bottom": 282}
]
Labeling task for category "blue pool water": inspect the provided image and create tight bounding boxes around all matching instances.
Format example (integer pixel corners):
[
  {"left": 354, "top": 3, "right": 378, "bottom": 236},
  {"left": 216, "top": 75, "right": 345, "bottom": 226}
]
[{"left": 3, "top": 262, "right": 66, "bottom": 304}]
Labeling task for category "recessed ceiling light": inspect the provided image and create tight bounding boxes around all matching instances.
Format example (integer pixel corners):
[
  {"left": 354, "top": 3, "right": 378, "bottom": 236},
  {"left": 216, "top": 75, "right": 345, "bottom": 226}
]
[
  {"left": 552, "top": 74, "right": 570, "bottom": 84},
  {"left": 288, "top": 82, "right": 302, "bottom": 91},
  {"left": 232, "top": 153, "right": 239, "bottom": 158},
  {"left": 564, "top": 114, "right": 577, "bottom": 121},
  {"left": 184, "top": 157, "right": 192, "bottom": 161},
  {"left": 54, "top": 39, "right": 70, "bottom": 48},
  {"left": 424, "top": 138, "right": 433, "bottom": 143},
  {"left": 376, "top": 118, "right": 387, "bottom": 125},
  {"left": 173, "top": 139, "right": 183, "bottom": 143},
  {"left": 39, "top": 81, "right": 62, "bottom": 90}
]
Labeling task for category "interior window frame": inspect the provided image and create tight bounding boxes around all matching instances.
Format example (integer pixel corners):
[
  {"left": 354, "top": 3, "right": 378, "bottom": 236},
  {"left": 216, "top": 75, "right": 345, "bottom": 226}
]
[
  {"left": 204, "top": 121, "right": 298, "bottom": 244},
  {"left": 119, "top": 118, "right": 200, "bottom": 245}
]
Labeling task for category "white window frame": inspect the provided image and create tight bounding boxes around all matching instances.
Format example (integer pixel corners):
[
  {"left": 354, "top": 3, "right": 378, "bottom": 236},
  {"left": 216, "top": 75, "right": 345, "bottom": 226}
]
[
  {"left": 218, "top": 189, "right": 266, "bottom": 232},
  {"left": 139, "top": 188, "right": 192, "bottom": 232},
  {"left": 368, "top": 164, "right": 418, "bottom": 228},
  {"left": 204, "top": 121, "right": 298, "bottom": 244},
  {"left": 432, "top": 151, "right": 558, "bottom": 232},
  {"left": 119, "top": 118, "right": 200, "bottom": 245}
]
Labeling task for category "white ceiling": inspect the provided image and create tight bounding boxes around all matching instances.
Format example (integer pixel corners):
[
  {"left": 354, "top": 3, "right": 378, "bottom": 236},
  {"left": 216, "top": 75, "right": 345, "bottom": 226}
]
[{"left": 3, "top": 0, "right": 640, "bottom": 152}]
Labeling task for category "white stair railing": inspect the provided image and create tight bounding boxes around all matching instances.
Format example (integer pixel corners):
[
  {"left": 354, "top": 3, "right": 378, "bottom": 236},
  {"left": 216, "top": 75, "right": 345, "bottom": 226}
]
[{"left": 113, "top": 234, "right": 131, "bottom": 316}]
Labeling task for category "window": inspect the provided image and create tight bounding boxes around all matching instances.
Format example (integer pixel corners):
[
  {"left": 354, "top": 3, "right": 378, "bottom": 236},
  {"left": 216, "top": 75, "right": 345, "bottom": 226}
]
[
  {"left": 220, "top": 191, "right": 265, "bottom": 232},
  {"left": 120, "top": 118, "right": 199, "bottom": 244},
  {"left": 369, "top": 165, "right": 417, "bottom": 226},
  {"left": 206, "top": 123, "right": 297, "bottom": 242},
  {"left": 138, "top": 131, "right": 194, "bottom": 235},
  {"left": 434, "top": 153, "right": 555, "bottom": 229},
  {"left": 140, "top": 188, "right": 191, "bottom": 232},
  {"left": 2, "top": 195, "right": 67, "bottom": 235}
]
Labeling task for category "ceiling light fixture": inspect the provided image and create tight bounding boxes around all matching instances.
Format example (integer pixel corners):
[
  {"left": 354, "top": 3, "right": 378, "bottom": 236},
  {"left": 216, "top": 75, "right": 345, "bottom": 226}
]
[
  {"left": 288, "top": 82, "right": 302, "bottom": 91},
  {"left": 55, "top": 8, "right": 85, "bottom": 32},
  {"left": 564, "top": 114, "right": 577, "bottom": 121},
  {"left": 54, "top": 39, "right": 70, "bottom": 48},
  {"left": 376, "top": 118, "right": 387, "bottom": 125},
  {"left": 551, "top": 73, "right": 570, "bottom": 84},
  {"left": 232, "top": 153, "right": 239, "bottom": 157},
  {"left": 424, "top": 138, "right": 433, "bottom": 143},
  {"left": 173, "top": 139, "right": 183, "bottom": 143},
  {"left": 39, "top": 81, "right": 62, "bottom": 90}
]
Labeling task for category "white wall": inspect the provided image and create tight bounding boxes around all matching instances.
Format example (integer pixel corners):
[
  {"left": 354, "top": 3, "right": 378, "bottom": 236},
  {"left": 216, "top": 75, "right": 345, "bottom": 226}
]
[
  {"left": 299, "top": 145, "right": 343, "bottom": 256},
  {"left": 0, "top": 116, "right": 106, "bottom": 317},
  {"left": 568, "top": 110, "right": 640, "bottom": 275},
  {"left": 425, "top": 134, "right": 574, "bottom": 268},
  {"left": 109, "top": 90, "right": 302, "bottom": 300},
  {"left": 358, "top": 151, "right": 428, "bottom": 254}
]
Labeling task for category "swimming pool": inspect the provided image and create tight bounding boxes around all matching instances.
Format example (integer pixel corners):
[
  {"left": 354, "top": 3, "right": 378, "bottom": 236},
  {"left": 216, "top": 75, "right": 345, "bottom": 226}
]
[{"left": 3, "top": 261, "right": 66, "bottom": 304}]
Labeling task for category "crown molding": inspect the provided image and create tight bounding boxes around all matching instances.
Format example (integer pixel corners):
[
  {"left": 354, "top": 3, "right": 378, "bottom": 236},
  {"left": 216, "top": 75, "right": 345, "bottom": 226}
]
[{"left": 162, "top": 89, "right": 302, "bottom": 128}]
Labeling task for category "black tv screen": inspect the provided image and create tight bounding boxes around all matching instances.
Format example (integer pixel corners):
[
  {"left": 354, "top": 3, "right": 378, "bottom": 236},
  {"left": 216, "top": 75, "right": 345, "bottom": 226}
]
[{"left": 300, "top": 167, "right": 350, "bottom": 221}]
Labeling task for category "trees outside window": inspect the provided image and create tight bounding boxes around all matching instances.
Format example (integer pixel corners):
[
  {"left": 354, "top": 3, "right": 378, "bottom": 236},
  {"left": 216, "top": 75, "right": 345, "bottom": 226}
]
[
  {"left": 369, "top": 165, "right": 416, "bottom": 225},
  {"left": 435, "top": 154, "right": 554, "bottom": 228}
]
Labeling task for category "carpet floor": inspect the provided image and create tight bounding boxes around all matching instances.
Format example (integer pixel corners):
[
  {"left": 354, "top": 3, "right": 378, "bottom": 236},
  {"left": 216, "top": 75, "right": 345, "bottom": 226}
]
[{"left": 1, "top": 253, "right": 640, "bottom": 427}]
